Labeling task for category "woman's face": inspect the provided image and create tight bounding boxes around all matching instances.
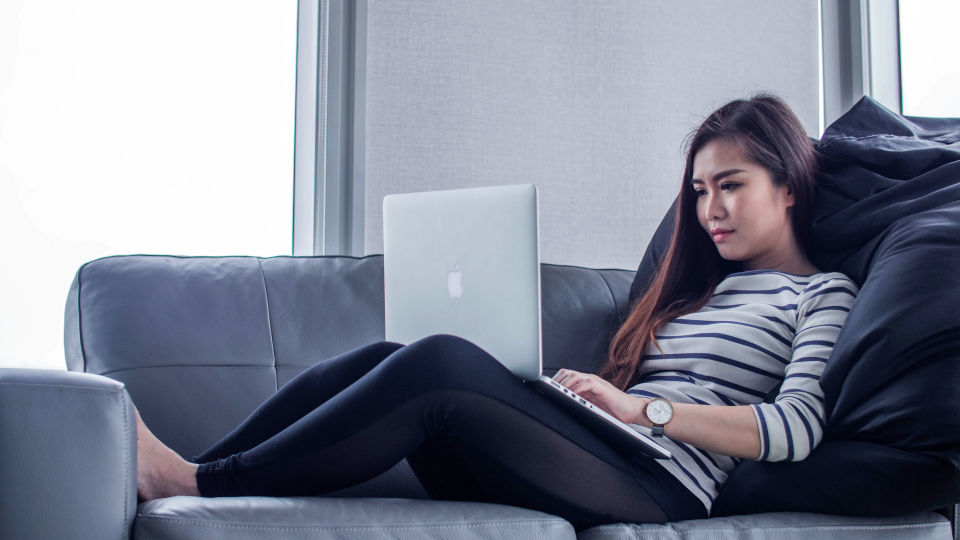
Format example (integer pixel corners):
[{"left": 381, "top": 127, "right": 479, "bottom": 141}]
[{"left": 691, "top": 137, "right": 796, "bottom": 270}]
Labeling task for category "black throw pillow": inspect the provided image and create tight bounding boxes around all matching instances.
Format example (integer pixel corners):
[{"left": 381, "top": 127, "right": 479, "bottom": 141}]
[
  {"left": 627, "top": 197, "right": 676, "bottom": 308},
  {"left": 627, "top": 97, "right": 960, "bottom": 516},
  {"left": 713, "top": 440, "right": 960, "bottom": 517}
]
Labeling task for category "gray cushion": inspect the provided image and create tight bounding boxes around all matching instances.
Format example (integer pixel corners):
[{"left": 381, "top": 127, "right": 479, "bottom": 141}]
[
  {"left": 65, "top": 255, "right": 632, "bottom": 459},
  {"left": 0, "top": 369, "right": 136, "bottom": 540},
  {"left": 576, "top": 511, "right": 951, "bottom": 540},
  {"left": 135, "top": 496, "right": 575, "bottom": 540}
]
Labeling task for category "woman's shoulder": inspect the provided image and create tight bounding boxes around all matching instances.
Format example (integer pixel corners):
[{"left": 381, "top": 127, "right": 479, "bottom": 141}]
[
  {"left": 725, "top": 268, "right": 856, "bottom": 288},
  {"left": 718, "top": 269, "right": 860, "bottom": 302},
  {"left": 791, "top": 271, "right": 860, "bottom": 318},
  {"left": 802, "top": 270, "right": 860, "bottom": 294}
]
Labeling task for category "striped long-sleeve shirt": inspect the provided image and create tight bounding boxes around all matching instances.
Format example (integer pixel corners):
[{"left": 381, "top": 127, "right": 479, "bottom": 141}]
[{"left": 626, "top": 269, "right": 859, "bottom": 513}]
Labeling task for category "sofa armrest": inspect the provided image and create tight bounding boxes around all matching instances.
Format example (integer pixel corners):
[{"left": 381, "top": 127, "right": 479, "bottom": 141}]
[
  {"left": 0, "top": 368, "right": 136, "bottom": 540},
  {"left": 935, "top": 504, "right": 960, "bottom": 540}
]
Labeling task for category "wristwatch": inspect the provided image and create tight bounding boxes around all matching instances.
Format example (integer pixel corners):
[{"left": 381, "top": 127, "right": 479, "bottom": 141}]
[{"left": 644, "top": 398, "right": 674, "bottom": 438}]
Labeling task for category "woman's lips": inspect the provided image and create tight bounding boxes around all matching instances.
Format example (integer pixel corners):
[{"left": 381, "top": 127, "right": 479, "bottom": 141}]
[{"left": 712, "top": 230, "right": 734, "bottom": 242}]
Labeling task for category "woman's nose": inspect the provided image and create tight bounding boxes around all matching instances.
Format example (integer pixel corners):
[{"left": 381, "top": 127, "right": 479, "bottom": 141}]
[{"left": 704, "top": 192, "right": 725, "bottom": 221}]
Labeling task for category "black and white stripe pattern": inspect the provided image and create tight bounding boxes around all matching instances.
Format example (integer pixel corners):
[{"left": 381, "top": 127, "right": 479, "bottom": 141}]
[{"left": 626, "top": 270, "right": 858, "bottom": 512}]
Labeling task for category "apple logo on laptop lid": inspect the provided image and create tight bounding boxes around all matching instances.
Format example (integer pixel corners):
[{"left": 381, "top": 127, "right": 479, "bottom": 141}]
[{"left": 447, "top": 263, "right": 463, "bottom": 298}]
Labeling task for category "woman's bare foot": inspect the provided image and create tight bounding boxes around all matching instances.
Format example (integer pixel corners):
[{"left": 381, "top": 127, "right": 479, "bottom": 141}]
[{"left": 135, "top": 405, "right": 201, "bottom": 501}]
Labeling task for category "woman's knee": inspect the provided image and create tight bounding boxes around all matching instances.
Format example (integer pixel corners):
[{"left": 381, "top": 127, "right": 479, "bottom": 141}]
[
  {"left": 411, "top": 333, "right": 476, "bottom": 351},
  {"left": 298, "top": 340, "right": 404, "bottom": 379},
  {"left": 408, "top": 334, "right": 490, "bottom": 364},
  {"left": 370, "top": 340, "right": 405, "bottom": 357},
  {"left": 384, "top": 334, "right": 500, "bottom": 382}
]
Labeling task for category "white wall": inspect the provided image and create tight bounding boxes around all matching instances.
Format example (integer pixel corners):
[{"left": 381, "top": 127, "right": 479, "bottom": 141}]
[
  {"left": 363, "top": 0, "right": 820, "bottom": 271},
  {"left": 0, "top": 1, "right": 297, "bottom": 370}
]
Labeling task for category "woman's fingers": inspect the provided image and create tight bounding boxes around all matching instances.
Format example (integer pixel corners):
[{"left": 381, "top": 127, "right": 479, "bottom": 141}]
[
  {"left": 553, "top": 368, "right": 580, "bottom": 385},
  {"left": 563, "top": 373, "right": 587, "bottom": 390},
  {"left": 554, "top": 370, "right": 626, "bottom": 417},
  {"left": 555, "top": 370, "right": 609, "bottom": 404},
  {"left": 569, "top": 376, "right": 596, "bottom": 395},
  {"left": 556, "top": 370, "right": 594, "bottom": 391}
]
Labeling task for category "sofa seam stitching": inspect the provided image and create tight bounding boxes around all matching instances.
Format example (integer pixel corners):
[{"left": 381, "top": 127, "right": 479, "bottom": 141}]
[
  {"left": 96, "top": 364, "right": 273, "bottom": 377},
  {"left": 0, "top": 381, "right": 126, "bottom": 391},
  {"left": 596, "top": 270, "right": 624, "bottom": 329},
  {"left": 620, "top": 521, "right": 946, "bottom": 533},
  {"left": 256, "top": 258, "right": 280, "bottom": 392},
  {"left": 134, "top": 516, "right": 569, "bottom": 531},
  {"left": 121, "top": 389, "right": 130, "bottom": 539},
  {"left": 77, "top": 261, "right": 88, "bottom": 373},
  {"left": 542, "top": 261, "right": 635, "bottom": 272},
  {"left": 81, "top": 253, "right": 636, "bottom": 270},
  {"left": 82, "top": 253, "right": 385, "bottom": 265}
]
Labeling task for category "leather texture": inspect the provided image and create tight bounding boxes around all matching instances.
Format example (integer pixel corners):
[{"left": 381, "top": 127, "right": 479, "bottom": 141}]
[
  {"left": 0, "top": 368, "right": 137, "bottom": 540},
  {"left": 577, "top": 511, "right": 951, "bottom": 539},
  {"left": 135, "top": 496, "right": 575, "bottom": 540},
  {"left": 56, "top": 253, "right": 953, "bottom": 538},
  {"left": 65, "top": 254, "right": 632, "bottom": 464}
]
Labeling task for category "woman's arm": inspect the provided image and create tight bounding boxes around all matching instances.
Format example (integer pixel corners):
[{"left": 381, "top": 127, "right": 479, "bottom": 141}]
[
  {"left": 748, "top": 275, "right": 858, "bottom": 462},
  {"left": 658, "top": 401, "right": 760, "bottom": 459},
  {"left": 553, "top": 369, "right": 760, "bottom": 459},
  {"left": 556, "top": 275, "right": 860, "bottom": 462}
]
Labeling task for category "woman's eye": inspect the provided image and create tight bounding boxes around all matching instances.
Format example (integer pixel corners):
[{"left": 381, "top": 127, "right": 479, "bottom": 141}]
[{"left": 695, "top": 184, "right": 738, "bottom": 197}]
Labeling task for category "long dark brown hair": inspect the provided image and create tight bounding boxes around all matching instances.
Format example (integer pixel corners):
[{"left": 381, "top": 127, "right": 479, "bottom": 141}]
[{"left": 600, "top": 94, "right": 819, "bottom": 390}]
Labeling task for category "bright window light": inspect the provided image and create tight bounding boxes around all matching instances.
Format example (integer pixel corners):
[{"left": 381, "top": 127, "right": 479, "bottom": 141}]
[
  {"left": 899, "top": 0, "right": 960, "bottom": 117},
  {"left": 0, "top": 1, "right": 297, "bottom": 370}
]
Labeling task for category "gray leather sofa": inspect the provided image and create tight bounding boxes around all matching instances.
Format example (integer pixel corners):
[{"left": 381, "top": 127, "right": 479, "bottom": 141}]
[{"left": 1, "top": 254, "right": 954, "bottom": 539}]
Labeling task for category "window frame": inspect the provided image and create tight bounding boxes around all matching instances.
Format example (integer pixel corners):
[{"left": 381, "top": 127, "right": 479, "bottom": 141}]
[
  {"left": 820, "top": 0, "right": 901, "bottom": 131},
  {"left": 293, "top": 0, "right": 367, "bottom": 256}
]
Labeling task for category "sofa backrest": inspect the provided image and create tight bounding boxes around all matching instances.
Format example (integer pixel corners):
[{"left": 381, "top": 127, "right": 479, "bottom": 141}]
[{"left": 64, "top": 254, "right": 635, "bottom": 459}]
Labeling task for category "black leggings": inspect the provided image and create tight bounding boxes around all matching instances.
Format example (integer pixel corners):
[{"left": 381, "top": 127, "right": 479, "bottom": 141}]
[{"left": 192, "top": 334, "right": 706, "bottom": 529}]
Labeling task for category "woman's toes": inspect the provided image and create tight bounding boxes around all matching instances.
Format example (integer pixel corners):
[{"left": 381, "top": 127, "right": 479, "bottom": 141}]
[
  {"left": 135, "top": 415, "right": 201, "bottom": 500},
  {"left": 136, "top": 411, "right": 171, "bottom": 501}
]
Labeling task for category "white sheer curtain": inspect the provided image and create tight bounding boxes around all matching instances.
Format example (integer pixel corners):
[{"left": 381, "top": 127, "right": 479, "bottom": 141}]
[{"left": 0, "top": 1, "right": 297, "bottom": 370}]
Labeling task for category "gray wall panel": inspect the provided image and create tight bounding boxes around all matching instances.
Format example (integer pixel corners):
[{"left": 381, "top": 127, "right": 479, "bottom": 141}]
[{"left": 365, "top": 0, "right": 819, "bottom": 270}]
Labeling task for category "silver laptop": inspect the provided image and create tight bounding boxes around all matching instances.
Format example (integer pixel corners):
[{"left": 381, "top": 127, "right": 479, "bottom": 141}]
[{"left": 383, "top": 183, "right": 670, "bottom": 459}]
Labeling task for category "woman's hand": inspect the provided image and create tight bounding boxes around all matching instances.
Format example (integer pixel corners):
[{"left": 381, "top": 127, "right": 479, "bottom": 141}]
[
  {"left": 553, "top": 368, "right": 649, "bottom": 425},
  {"left": 555, "top": 369, "right": 765, "bottom": 460}
]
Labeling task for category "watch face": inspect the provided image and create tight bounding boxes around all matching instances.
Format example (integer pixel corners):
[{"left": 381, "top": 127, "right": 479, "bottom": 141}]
[{"left": 646, "top": 399, "right": 673, "bottom": 425}]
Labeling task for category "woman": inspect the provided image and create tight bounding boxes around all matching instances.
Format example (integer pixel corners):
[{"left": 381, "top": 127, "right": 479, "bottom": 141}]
[{"left": 136, "top": 94, "right": 858, "bottom": 529}]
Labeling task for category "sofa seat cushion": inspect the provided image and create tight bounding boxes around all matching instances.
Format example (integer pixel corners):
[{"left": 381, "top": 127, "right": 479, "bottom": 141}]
[
  {"left": 135, "top": 495, "right": 575, "bottom": 540},
  {"left": 576, "top": 511, "right": 951, "bottom": 540}
]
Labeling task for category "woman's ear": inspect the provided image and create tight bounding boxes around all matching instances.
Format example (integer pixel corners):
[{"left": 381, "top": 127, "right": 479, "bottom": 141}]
[{"left": 783, "top": 184, "right": 796, "bottom": 208}]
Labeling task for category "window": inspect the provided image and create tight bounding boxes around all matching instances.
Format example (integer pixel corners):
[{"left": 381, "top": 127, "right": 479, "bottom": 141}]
[
  {"left": 0, "top": 1, "right": 298, "bottom": 370},
  {"left": 899, "top": 0, "right": 960, "bottom": 117}
]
